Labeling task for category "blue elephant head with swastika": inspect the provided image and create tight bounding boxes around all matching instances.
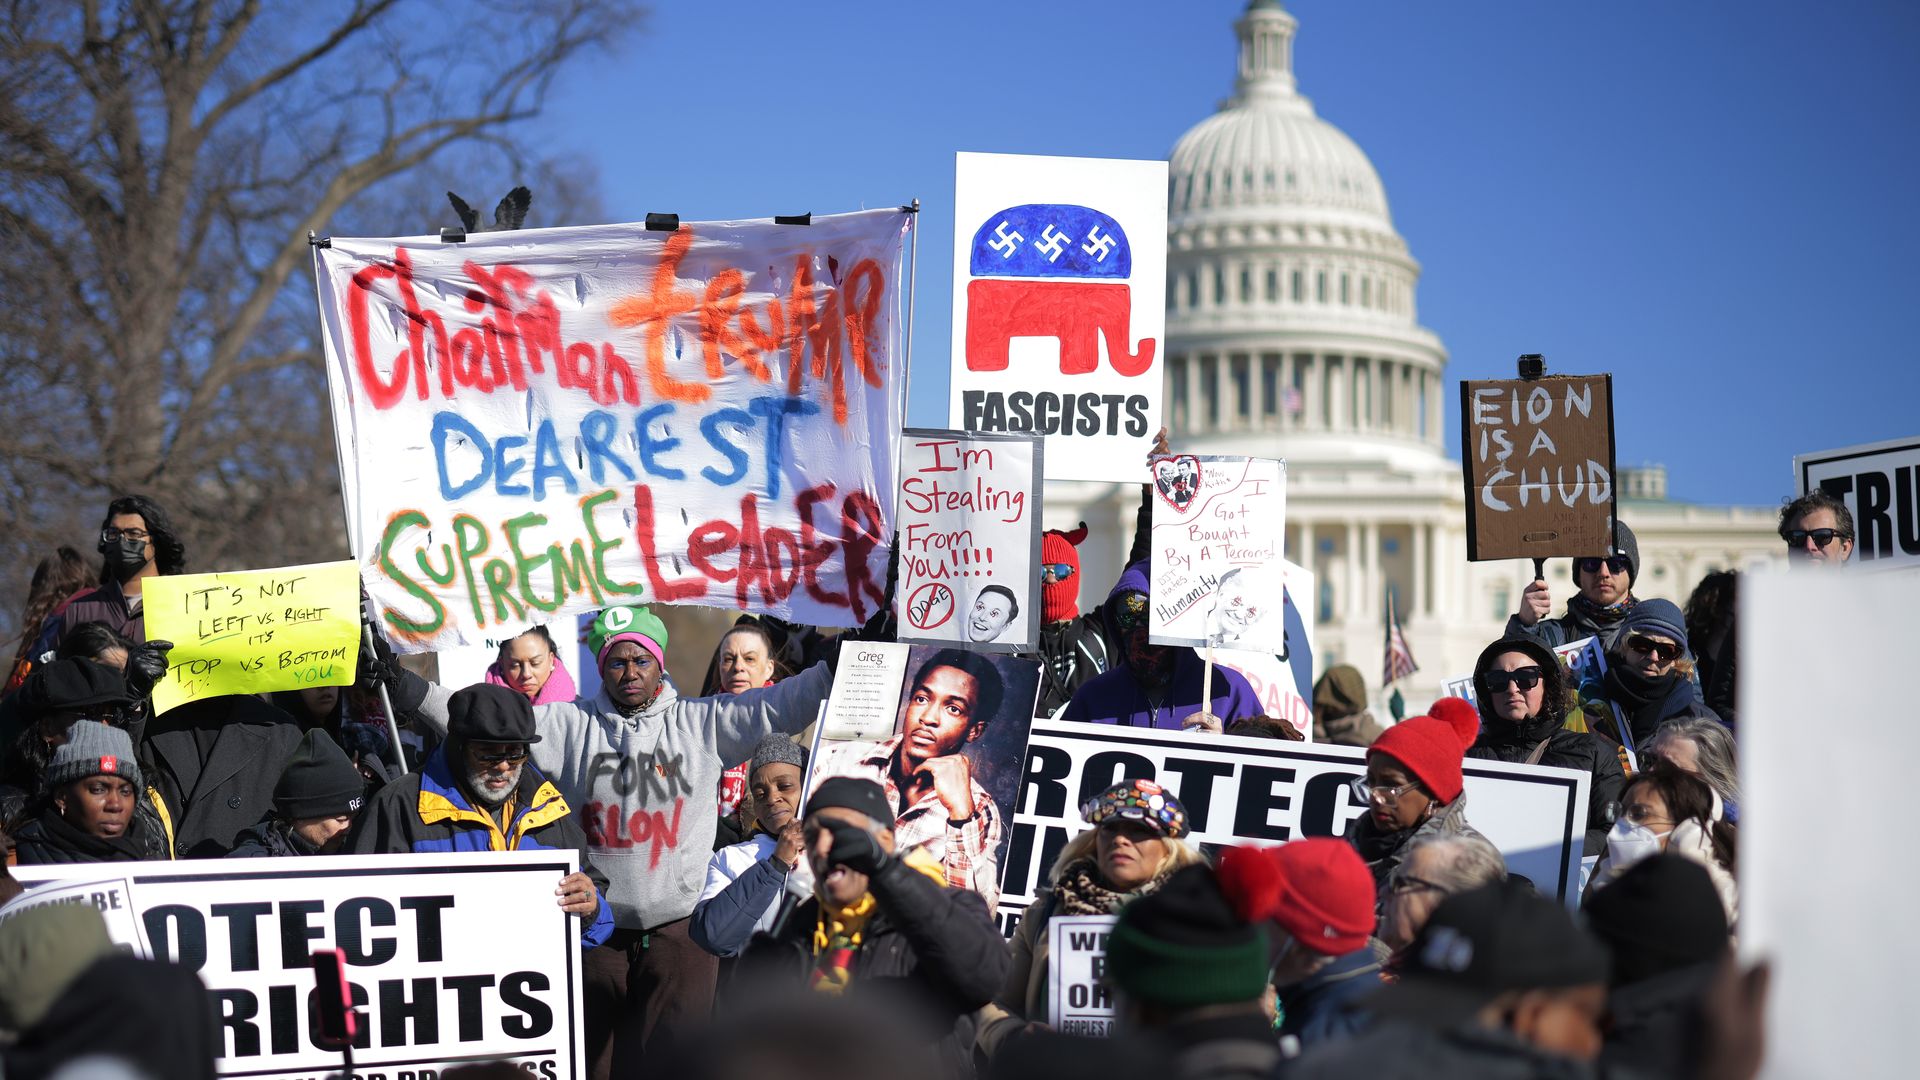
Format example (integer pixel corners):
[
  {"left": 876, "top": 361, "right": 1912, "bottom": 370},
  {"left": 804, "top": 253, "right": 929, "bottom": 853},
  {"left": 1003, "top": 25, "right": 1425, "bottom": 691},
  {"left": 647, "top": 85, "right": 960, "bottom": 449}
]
[{"left": 968, "top": 205, "right": 1132, "bottom": 279}]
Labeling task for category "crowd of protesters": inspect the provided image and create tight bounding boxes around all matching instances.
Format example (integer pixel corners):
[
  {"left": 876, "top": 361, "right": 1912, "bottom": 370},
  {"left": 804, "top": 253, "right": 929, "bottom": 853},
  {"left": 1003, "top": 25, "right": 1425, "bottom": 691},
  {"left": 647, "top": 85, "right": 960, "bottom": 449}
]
[{"left": 0, "top": 477, "right": 1839, "bottom": 1079}]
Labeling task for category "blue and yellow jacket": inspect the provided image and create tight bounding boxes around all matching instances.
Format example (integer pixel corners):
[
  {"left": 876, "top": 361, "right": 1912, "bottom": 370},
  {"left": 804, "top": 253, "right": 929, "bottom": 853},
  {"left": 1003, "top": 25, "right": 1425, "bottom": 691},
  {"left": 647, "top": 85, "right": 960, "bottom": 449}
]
[{"left": 347, "top": 745, "right": 613, "bottom": 948}]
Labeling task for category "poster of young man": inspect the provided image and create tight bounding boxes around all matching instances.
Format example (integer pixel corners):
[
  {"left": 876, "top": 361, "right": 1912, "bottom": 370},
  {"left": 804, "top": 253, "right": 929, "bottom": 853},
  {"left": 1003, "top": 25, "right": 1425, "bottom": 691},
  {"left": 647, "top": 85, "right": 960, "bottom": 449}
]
[{"left": 809, "top": 646, "right": 1042, "bottom": 908}]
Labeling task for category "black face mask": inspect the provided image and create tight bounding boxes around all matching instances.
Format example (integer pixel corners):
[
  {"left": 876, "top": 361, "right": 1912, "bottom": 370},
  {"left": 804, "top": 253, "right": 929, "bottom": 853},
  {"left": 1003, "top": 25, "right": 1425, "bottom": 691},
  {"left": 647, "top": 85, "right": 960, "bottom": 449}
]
[{"left": 99, "top": 537, "right": 150, "bottom": 576}]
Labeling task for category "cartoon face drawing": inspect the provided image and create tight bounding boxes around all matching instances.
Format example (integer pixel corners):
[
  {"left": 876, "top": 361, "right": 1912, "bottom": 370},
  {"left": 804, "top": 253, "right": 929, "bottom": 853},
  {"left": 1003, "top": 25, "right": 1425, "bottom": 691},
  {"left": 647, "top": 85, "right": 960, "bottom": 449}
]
[
  {"left": 967, "top": 584, "right": 1019, "bottom": 643},
  {"left": 964, "top": 204, "right": 1155, "bottom": 378},
  {"left": 1208, "top": 566, "right": 1274, "bottom": 647}
]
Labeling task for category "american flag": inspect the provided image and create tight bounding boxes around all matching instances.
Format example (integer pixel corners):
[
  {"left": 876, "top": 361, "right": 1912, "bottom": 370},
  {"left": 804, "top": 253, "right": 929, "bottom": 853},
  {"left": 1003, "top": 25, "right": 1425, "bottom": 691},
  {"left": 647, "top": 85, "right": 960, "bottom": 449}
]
[
  {"left": 1383, "top": 591, "right": 1418, "bottom": 686},
  {"left": 1282, "top": 385, "right": 1304, "bottom": 415}
]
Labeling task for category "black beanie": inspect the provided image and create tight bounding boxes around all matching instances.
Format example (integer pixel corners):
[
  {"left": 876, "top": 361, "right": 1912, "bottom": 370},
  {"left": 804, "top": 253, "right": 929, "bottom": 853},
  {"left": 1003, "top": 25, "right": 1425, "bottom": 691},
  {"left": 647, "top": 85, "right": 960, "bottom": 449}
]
[
  {"left": 1107, "top": 864, "right": 1269, "bottom": 1008},
  {"left": 1584, "top": 855, "right": 1730, "bottom": 987},
  {"left": 1573, "top": 520, "right": 1640, "bottom": 585},
  {"left": 807, "top": 776, "right": 891, "bottom": 826},
  {"left": 21, "top": 658, "right": 132, "bottom": 716},
  {"left": 273, "top": 729, "right": 368, "bottom": 820}
]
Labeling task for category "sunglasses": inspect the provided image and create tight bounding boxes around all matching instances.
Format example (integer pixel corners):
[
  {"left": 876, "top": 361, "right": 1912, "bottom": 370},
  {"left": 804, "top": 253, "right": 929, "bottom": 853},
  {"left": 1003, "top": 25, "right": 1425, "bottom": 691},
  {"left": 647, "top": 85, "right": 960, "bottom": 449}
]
[
  {"left": 1484, "top": 666, "right": 1543, "bottom": 693},
  {"left": 1574, "top": 555, "right": 1632, "bottom": 576},
  {"left": 1040, "top": 563, "right": 1076, "bottom": 582},
  {"left": 471, "top": 748, "right": 529, "bottom": 766},
  {"left": 1624, "top": 634, "right": 1680, "bottom": 663},
  {"left": 1785, "top": 528, "right": 1847, "bottom": 550}
]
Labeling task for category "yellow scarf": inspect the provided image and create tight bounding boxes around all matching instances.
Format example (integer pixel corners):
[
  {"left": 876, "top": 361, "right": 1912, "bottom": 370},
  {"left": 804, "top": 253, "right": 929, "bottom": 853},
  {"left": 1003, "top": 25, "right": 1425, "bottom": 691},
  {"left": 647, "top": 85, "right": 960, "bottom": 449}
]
[{"left": 808, "top": 848, "right": 945, "bottom": 995}]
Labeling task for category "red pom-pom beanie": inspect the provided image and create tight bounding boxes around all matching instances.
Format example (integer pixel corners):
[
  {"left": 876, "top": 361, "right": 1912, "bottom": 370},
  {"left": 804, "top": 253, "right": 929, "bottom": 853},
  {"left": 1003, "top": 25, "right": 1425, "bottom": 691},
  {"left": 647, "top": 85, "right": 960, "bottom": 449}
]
[{"left": 1365, "top": 697, "right": 1480, "bottom": 805}]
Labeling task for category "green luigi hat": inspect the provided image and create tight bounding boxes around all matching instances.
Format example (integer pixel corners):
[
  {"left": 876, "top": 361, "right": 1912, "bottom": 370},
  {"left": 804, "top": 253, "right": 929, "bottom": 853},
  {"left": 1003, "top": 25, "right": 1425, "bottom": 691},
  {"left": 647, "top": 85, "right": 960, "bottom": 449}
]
[{"left": 588, "top": 605, "right": 670, "bottom": 670}]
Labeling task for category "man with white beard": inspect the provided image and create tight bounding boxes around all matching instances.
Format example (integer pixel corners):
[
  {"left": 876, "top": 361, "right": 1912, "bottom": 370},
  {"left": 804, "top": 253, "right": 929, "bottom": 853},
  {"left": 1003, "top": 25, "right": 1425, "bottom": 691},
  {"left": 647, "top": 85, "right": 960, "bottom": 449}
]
[{"left": 349, "top": 682, "right": 613, "bottom": 948}]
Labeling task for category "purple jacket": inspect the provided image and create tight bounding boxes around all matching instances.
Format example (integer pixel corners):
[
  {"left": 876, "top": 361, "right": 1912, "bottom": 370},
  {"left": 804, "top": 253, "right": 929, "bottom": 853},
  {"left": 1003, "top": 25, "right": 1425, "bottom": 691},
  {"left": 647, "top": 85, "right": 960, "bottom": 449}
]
[{"left": 1059, "top": 649, "right": 1262, "bottom": 730}]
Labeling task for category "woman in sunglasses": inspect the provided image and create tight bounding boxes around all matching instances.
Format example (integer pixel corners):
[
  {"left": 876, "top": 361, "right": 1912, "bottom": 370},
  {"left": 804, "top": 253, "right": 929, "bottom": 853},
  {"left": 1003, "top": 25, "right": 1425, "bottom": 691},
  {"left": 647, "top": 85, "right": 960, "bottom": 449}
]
[
  {"left": 1466, "top": 637, "right": 1626, "bottom": 856},
  {"left": 1595, "top": 600, "right": 1720, "bottom": 752}
]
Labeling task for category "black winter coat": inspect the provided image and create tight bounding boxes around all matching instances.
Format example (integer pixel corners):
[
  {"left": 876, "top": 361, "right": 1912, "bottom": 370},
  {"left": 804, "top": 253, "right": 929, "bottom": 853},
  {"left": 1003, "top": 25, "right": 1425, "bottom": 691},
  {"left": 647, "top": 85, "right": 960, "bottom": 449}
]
[
  {"left": 1282, "top": 1019, "right": 1637, "bottom": 1079},
  {"left": 1032, "top": 616, "right": 1112, "bottom": 717},
  {"left": 225, "top": 818, "right": 322, "bottom": 858},
  {"left": 1468, "top": 718, "right": 1624, "bottom": 857},
  {"left": 13, "top": 805, "right": 155, "bottom": 865},
  {"left": 144, "top": 694, "right": 303, "bottom": 858},
  {"left": 1601, "top": 963, "right": 1718, "bottom": 1079},
  {"left": 737, "top": 857, "right": 1009, "bottom": 1080}
]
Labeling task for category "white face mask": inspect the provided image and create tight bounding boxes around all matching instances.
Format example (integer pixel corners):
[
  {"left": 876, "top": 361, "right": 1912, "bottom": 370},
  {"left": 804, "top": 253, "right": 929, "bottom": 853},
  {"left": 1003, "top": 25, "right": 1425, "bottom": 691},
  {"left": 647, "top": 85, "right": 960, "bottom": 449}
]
[{"left": 1607, "top": 819, "right": 1668, "bottom": 869}]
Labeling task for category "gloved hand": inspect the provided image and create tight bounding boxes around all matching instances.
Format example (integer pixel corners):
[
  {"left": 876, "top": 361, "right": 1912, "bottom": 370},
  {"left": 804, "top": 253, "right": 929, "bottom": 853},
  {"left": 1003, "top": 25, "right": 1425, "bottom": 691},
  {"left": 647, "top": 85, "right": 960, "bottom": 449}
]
[
  {"left": 823, "top": 818, "right": 893, "bottom": 877},
  {"left": 124, "top": 639, "right": 173, "bottom": 701}
]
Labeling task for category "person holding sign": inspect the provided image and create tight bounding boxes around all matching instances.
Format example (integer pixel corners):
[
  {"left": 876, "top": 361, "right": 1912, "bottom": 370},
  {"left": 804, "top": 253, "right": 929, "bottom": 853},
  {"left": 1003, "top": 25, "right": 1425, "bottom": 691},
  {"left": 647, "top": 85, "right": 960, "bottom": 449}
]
[
  {"left": 1466, "top": 637, "right": 1626, "bottom": 856},
  {"left": 371, "top": 601, "right": 838, "bottom": 1076},
  {"left": 13, "top": 722, "right": 162, "bottom": 865},
  {"left": 737, "top": 777, "right": 1008, "bottom": 1080},
  {"left": 1344, "top": 699, "right": 1487, "bottom": 903},
  {"left": 1508, "top": 520, "right": 1643, "bottom": 651},
  {"left": 1059, "top": 561, "right": 1260, "bottom": 730},
  {"left": 975, "top": 779, "right": 1205, "bottom": 1062},
  {"left": 349, "top": 682, "right": 613, "bottom": 944}
]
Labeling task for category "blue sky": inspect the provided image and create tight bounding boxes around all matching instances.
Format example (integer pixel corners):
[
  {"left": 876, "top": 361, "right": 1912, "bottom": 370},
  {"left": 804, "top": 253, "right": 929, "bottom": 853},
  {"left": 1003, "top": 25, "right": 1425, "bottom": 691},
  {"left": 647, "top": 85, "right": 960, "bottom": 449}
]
[{"left": 541, "top": 0, "right": 1918, "bottom": 508}]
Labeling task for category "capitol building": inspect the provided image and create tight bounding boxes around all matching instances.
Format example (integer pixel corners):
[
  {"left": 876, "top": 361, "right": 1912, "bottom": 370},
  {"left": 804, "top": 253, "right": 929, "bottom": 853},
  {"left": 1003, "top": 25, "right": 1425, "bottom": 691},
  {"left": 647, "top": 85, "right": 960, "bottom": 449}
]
[{"left": 1048, "top": 0, "right": 1785, "bottom": 709}]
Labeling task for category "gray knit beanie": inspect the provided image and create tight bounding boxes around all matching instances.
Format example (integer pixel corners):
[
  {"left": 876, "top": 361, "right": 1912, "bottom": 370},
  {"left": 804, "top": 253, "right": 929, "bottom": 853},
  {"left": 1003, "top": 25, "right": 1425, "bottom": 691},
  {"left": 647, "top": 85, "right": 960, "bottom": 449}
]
[
  {"left": 44, "top": 721, "right": 142, "bottom": 791},
  {"left": 749, "top": 732, "right": 806, "bottom": 778}
]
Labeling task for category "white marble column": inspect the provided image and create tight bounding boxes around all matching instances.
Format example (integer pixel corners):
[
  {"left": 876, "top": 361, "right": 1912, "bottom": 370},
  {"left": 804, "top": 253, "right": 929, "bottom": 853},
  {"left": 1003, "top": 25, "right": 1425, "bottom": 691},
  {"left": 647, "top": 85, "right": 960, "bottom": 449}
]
[
  {"left": 1343, "top": 523, "right": 1361, "bottom": 620},
  {"left": 1362, "top": 520, "right": 1380, "bottom": 622},
  {"left": 1427, "top": 369, "right": 1445, "bottom": 448},
  {"left": 1184, "top": 354, "right": 1202, "bottom": 435},
  {"left": 1327, "top": 356, "right": 1346, "bottom": 433},
  {"left": 1301, "top": 354, "right": 1321, "bottom": 431},
  {"left": 1411, "top": 520, "right": 1429, "bottom": 621}
]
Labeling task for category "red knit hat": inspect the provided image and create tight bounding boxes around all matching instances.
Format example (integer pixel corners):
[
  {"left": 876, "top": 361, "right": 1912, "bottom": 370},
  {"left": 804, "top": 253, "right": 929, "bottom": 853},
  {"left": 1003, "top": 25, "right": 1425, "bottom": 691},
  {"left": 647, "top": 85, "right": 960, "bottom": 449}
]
[
  {"left": 1040, "top": 524, "right": 1087, "bottom": 623},
  {"left": 1217, "top": 838, "right": 1377, "bottom": 956},
  {"left": 1366, "top": 697, "right": 1480, "bottom": 805}
]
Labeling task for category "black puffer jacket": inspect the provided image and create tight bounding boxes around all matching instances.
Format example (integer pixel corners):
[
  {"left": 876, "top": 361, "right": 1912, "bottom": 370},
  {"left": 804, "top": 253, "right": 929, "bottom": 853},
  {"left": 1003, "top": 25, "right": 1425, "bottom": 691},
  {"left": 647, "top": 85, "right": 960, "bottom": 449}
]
[
  {"left": 736, "top": 856, "right": 1009, "bottom": 1080},
  {"left": 1466, "top": 637, "right": 1625, "bottom": 856}
]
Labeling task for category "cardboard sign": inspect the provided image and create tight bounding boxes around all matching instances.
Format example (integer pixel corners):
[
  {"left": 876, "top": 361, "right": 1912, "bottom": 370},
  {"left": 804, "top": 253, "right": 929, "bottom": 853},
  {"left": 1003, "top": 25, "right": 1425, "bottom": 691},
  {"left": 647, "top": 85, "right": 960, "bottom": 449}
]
[
  {"left": 1148, "top": 456, "right": 1287, "bottom": 651},
  {"left": 1794, "top": 435, "right": 1920, "bottom": 571},
  {"left": 809, "top": 646, "right": 1042, "bottom": 909},
  {"left": 314, "top": 210, "right": 911, "bottom": 651},
  {"left": 995, "top": 723, "right": 1589, "bottom": 933},
  {"left": 1741, "top": 570, "right": 1917, "bottom": 1078},
  {"left": 1460, "top": 374, "right": 1616, "bottom": 561},
  {"left": 1047, "top": 914, "right": 1119, "bottom": 1034},
  {"left": 948, "top": 152, "right": 1167, "bottom": 482},
  {"left": 9, "top": 852, "right": 586, "bottom": 1080},
  {"left": 894, "top": 429, "right": 1043, "bottom": 651},
  {"left": 143, "top": 561, "right": 361, "bottom": 714}
]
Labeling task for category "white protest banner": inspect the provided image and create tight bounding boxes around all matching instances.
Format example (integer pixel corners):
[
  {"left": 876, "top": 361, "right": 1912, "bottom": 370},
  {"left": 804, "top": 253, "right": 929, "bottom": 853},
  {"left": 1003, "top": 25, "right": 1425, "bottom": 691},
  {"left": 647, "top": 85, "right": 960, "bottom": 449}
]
[
  {"left": 12, "top": 852, "right": 585, "bottom": 1080},
  {"left": 997, "top": 723, "right": 1588, "bottom": 933},
  {"left": 1147, "top": 456, "right": 1287, "bottom": 651},
  {"left": 809, "top": 646, "right": 1043, "bottom": 909},
  {"left": 1047, "top": 914, "right": 1118, "bottom": 1034},
  {"left": 894, "top": 429, "right": 1043, "bottom": 651},
  {"left": 1742, "top": 571, "right": 1918, "bottom": 1078},
  {"left": 948, "top": 152, "right": 1167, "bottom": 482},
  {"left": 315, "top": 210, "right": 911, "bottom": 651},
  {"left": 1211, "top": 558, "right": 1318, "bottom": 737},
  {"left": 1460, "top": 374, "right": 1616, "bottom": 563},
  {"left": 1794, "top": 435, "right": 1920, "bottom": 572}
]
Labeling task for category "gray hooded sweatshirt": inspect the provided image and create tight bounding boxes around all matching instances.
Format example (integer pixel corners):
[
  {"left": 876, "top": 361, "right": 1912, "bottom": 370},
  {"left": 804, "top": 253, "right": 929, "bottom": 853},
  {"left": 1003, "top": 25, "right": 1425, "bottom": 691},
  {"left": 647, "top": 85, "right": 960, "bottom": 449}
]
[{"left": 418, "top": 662, "right": 830, "bottom": 930}]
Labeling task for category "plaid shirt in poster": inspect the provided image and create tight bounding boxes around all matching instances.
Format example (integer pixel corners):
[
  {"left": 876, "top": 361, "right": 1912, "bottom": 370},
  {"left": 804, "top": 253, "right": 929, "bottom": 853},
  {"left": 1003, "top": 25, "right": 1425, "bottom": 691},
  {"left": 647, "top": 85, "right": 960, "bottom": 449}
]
[{"left": 810, "top": 733, "right": 1003, "bottom": 908}]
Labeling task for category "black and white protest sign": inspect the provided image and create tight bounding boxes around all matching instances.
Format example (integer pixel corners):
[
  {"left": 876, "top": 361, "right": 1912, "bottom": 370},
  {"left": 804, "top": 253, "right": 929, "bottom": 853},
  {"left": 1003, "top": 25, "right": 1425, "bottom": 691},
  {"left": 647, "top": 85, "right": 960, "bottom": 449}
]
[
  {"left": 9, "top": 852, "right": 585, "bottom": 1080},
  {"left": 1148, "top": 455, "right": 1287, "bottom": 651},
  {"left": 1047, "top": 914, "right": 1118, "bottom": 1034},
  {"left": 997, "top": 723, "right": 1589, "bottom": 933},
  {"left": 1795, "top": 435, "right": 1920, "bottom": 571},
  {"left": 894, "top": 429, "right": 1043, "bottom": 651}
]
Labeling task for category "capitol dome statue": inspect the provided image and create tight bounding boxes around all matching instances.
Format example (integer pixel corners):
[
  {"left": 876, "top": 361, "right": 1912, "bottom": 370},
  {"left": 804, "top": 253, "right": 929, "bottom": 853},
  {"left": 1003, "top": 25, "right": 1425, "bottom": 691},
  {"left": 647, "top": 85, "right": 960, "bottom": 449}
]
[{"left": 1045, "top": 0, "right": 1782, "bottom": 718}]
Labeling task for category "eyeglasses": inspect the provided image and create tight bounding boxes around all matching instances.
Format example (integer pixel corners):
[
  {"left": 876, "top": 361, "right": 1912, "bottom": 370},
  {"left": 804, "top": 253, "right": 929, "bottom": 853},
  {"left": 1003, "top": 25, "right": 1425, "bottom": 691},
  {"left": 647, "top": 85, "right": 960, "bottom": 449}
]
[
  {"left": 1785, "top": 528, "right": 1847, "bottom": 550},
  {"left": 1351, "top": 775, "right": 1423, "bottom": 802},
  {"left": 1574, "top": 555, "right": 1632, "bottom": 576},
  {"left": 471, "top": 748, "right": 529, "bottom": 766},
  {"left": 1390, "top": 873, "right": 1446, "bottom": 896},
  {"left": 1040, "top": 563, "right": 1076, "bottom": 583},
  {"left": 1624, "top": 634, "right": 1680, "bottom": 663},
  {"left": 1619, "top": 803, "right": 1672, "bottom": 828},
  {"left": 101, "top": 528, "right": 151, "bottom": 543},
  {"left": 1484, "top": 666, "right": 1543, "bottom": 693}
]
